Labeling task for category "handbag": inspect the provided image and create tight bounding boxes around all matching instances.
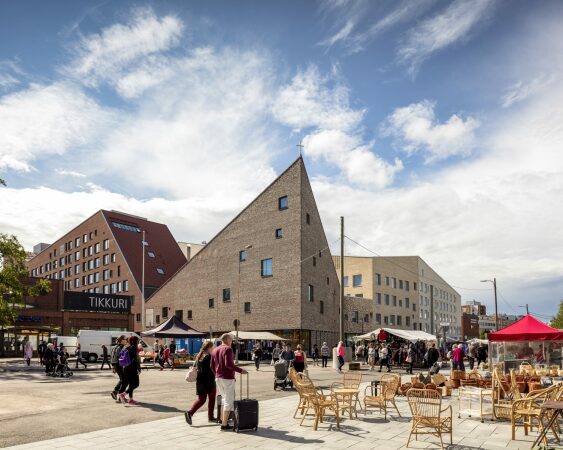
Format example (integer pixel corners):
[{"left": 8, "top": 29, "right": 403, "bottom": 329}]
[{"left": 185, "top": 360, "right": 198, "bottom": 382}]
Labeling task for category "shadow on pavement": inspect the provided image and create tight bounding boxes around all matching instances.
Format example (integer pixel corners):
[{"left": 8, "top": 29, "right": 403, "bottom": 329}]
[
  {"left": 136, "top": 402, "right": 185, "bottom": 413},
  {"left": 257, "top": 426, "right": 324, "bottom": 444}
]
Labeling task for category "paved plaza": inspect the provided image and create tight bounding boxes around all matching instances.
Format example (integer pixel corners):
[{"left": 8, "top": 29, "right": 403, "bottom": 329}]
[{"left": 2, "top": 361, "right": 558, "bottom": 450}]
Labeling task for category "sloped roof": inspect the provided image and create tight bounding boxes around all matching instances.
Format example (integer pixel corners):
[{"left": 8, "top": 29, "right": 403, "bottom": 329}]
[
  {"left": 102, "top": 210, "right": 186, "bottom": 294},
  {"left": 141, "top": 315, "right": 205, "bottom": 338},
  {"left": 488, "top": 314, "right": 563, "bottom": 341}
]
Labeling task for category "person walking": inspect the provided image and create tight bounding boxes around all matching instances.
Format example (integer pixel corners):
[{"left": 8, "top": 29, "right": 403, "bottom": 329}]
[
  {"left": 119, "top": 335, "right": 141, "bottom": 405},
  {"left": 270, "top": 343, "right": 282, "bottom": 366},
  {"left": 320, "top": 342, "right": 330, "bottom": 368},
  {"left": 336, "top": 341, "right": 345, "bottom": 373},
  {"left": 364, "top": 343, "right": 369, "bottom": 365},
  {"left": 159, "top": 345, "right": 174, "bottom": 370},
  {"left": 152, "top": 339, "right": 159, "bottom": 365},
  {"left": 170, "top": 340, "right": 176, "bottom": 355},
  {"left": 468, "top": 343, "right": 478, "bottom": 370},
  {"left": 100, "top": 344, "right": 111, "bottom": 370},
  {"left": 75, "top": 343, "right": 87, "bottom": 369},
  {"left": 452, "top": 343, "right": 466, "bottom": 372},
  {"left": 210, "top": 333, "right": 247, "bottom": 431},
  {"left": 368, "top": 343, "right": 376, "bottom": 371},
  {"left": 426, "top": 343, "right": 439, "bottom": 369},
  {"left": 23, "top": 339, "right": 33, "bottom": 366},
  {"left": 406, "top": 344, "right": 415, "bottom": 375},
  {"left": 185, "top": 341, "right": 217, "bottom": 425},
  {"left": 44, "top": 343, "right": 55, "bottom": 374},
  {"left": 280, "top": 343, "right": 295, "bottom": 364},
  {"left": 293, "top": 345, "right": 307, "bottom": 373},
  {"left": 110, "top": 335, "right": 126, "bottom": 402},
  {"left": 253, "top": 342, "right": 263, "bottom": 371},
  {"left": 38, "top": 340, "right": 46, "bottom": 366},
  {"left": 477, "top": 343, "right": 488, "bottom": 367},
  {"left": 312, "top": 344, "right": 319, "bottom": 366},
  {"left": 378, "top": 343, "right": 391, "bottom": 372}
]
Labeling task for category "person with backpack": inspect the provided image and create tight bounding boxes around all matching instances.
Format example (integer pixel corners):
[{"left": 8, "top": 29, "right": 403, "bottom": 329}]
[
  {"left": 110, "top": 335, "right": 126, "bottom": 402},
  {"left": 293, "top": 345, "right": 307, "bottom": 373},
  {"left": 118, "top": 335, "right": 141, "bottom": 405},
  {"left": 185, "top": 341, "right": 217, "bottom": 425}
]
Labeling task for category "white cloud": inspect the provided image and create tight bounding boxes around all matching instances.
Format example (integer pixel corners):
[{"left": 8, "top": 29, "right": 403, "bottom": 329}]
[
  {"left": 0, "top": 82, "right": 113, "bottom": 172},
  {"left": 382, "top": 100, "right": 479, "bottom": 163},
  {"left": 501, "top": 74, "right": 557, "bottom": 108},
  {"left": 397, "top": 0, "right": 495, "bottom": 76},
  {"left": 0, "top": 60, "right": 24, "bottom": 89},
  {"left": 66, "top": 7, "right": 183, "bottom": 92},
  {"left": 55, "top": 168, "right": 86, "bottom": 178}
]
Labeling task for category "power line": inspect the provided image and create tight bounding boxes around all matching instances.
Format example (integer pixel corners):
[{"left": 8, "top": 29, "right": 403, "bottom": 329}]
[
  {"left": 495, "top": 289, "right": 519, "bottom": 315},
  {"left": 343, "top": 235, "right": 490, "bottom": 293}
]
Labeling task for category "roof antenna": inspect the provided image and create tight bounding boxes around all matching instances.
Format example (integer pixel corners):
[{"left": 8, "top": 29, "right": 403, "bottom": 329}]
[{"left": 296, "top": 139, "right": 304, "bottom": 157}]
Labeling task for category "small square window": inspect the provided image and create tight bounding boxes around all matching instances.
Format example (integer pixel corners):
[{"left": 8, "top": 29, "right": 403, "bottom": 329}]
[
  {"left": 187, "top": 310, "right": 193, "bottom": 320},
  {"left": 261, "top": 258, "right": 273, "bottom": 277},
  {"left": 223, "top": 288, "right": 231, "bottom": 302},
  {"left": 244, "top": 302, "right": 251, "bottom": 313},
  {"left": 156, "top": 268, "right": 165, "bottom": 275},
  {"left": 275, "top": 228, "right": 283, "bottom": 239},
  {"left": 208, "top": 298, "right": 214, "bottom": 309},
  {"left": 239, "top": 250, "right": 246, "bottom": 262},
  {"left": 320, "top": 300, "right": 324, "bottom": 314},
  {"left": 343, "top": 276, "right": 349, "bottom": 287},
  {"left": 278, "top": 195, "right": 288, "bottom": 210},
  {"left": 352, "top": 274, "right": 362, "bottom": 287},
  {"left": 308, "top": 284, "right": 314, "bottom": 302},
  {"left": 306, "top": 213, "right": 310, "bottom": 224},
  {"left": 162, "top": 307, "right": 168, "bottom": 318}
]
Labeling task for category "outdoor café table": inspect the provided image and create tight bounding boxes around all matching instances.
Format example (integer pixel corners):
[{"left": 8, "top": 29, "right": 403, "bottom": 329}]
[
  {"left": 333, "top": 387, "right": 360, "bottom": 419},
  {"left": 531, "top": 401, "right": 563, "bottom": 448},
  {"left": 457, "top": 386, "right": 493, "bottom": 423}
]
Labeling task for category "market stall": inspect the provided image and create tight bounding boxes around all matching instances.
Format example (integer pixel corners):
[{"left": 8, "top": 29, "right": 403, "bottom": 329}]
[
  {"left": 488, "top": 314, "right": 563, "bottom": 372},
  {"left": 355, "top": 327, "right": 437, "bottom": 343}
]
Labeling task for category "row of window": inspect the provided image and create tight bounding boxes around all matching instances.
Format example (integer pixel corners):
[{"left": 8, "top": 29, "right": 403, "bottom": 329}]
[
  {"left": 48, "top": 231, "right": 102, "bottom": 260},
  {"left": 375, "top": 293, "right": 415, "bottom": 310},
  {"left": 65, "top": 279, "right": 129, "bottom": 293}
]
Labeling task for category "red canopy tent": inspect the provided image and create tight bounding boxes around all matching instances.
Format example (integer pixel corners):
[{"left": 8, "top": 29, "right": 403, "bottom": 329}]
[{"left": 488, "top": 314, "right": 563, "bottom": 342}]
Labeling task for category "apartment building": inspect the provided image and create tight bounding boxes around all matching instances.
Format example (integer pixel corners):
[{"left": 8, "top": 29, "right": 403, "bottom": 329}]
[
  {"left": 146, "top": 157, "right": 340, "bottom": 351},
  {"left": 333, "top": 256, "right": 462, "bottom": 338},
  {"left": 462, "top": 300, "right": 487, "bottom": 316},
  {"left": 26, "top": 210, "right": 186, "bottom": 331}
]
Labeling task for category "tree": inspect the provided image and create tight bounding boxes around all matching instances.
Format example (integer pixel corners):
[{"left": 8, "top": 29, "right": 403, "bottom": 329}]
[
  {"left": 551, "top": 301, "right": 563, "bottom": 329},
  {"left": 0, "top": 178, "right": 6, "bottom": 187},
  {"left": 0, "top": 234, "right": 51, "bottom": 328}
]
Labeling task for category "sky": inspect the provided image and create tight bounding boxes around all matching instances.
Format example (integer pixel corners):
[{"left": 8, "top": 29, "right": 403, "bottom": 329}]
[{"left": 1, "top": 0, "right": 562, "bottom": 320}]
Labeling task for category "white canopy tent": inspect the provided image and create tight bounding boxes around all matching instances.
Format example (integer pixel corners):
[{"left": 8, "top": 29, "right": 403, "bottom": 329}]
[
  {"left": 355, "top": 327, "right": 437, "bottom": 343},
  {"left": 228, "top": 331, "right": 288, "bottom": 341}
]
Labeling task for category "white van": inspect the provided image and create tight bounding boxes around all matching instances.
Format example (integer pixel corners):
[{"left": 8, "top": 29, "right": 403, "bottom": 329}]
[
  {"left": 53, "top": 336, "right": 77, "bottom": 355},
  {"left": 76, "top": 330, "right": 147, "bottom": 363}
]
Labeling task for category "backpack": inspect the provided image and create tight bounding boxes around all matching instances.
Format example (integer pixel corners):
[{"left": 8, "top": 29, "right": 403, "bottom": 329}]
[
  {"left": 118, "top": 348, "right": 131, "bottom": 368},
  {"left": 110, "top": 345, "right": 121, "bottom": 365}
]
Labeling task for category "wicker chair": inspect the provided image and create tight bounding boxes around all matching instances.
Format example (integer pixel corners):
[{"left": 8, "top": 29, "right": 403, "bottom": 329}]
[
  {"left": 492, "top": 365, "right": 522, "bottom": 420},
  {"left": 363, "top": 373, "right": 401, "bottom": 420},
  {"left": 331, "top": 371, "right": 362, "bottom": 390},
  {"left": 406, "top": 388, "right": 452, "bottom": 450},
  {"left": 511, "top": 383, "right": 562, "bottom": 443},
  {"left": 290, "top": 368, "right": 313, "bottom": 419},
  {"left": 297, "top": 380, "right": 340, "bottom": 431}
]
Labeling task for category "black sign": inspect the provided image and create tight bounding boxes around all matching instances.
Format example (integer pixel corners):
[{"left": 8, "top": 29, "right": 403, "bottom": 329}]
[{"left": 63, "top": 291, "right": 132, "bottom": 314}]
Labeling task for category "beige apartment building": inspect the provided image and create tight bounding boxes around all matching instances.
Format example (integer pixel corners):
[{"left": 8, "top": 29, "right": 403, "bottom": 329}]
[
  {"left": 146, "top": 157, "right": 340, "bottom": 351},
  {"left": 334, "top": 256, "right": 462, "bottom": 339}
]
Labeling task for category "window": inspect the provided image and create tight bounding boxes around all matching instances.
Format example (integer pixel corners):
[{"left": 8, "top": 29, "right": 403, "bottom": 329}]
[
  {"left": 223, "top": 288, "right": 231, "bottom": 302},
  {"left": 88, "top": 260, "right": 94, "bottom": 270},
  {"left": 355, "top": 294, "right": 363, "bottom": 298},
  {"left": 83, "top": 248, "right": 87, "bottom": 258},
  {"left": 239, "top": 250, "right": 246, "bottom": 262},
  {"left": 75, "top": 237, "right": 80, "bottom": 247},
  {"left": 74, "top": 278, "right": 79, "bottom": 288},
  {"left": 156, "top": 315, "right": 160, "bottom": 324},
  {"left": 376, "top": 313, "right": 381, "bottom": 324},
  {"left": 376, "top": 273, "right": 381, "bottom": 285},
  {"left": 343, "top": 276, "right": 349, "bottom": 287},
  {"left": 117, "top": 266, "right": 120, "bottom": 277},
  {"left": 75, "top": 251, "right": 80, "bottom": 261},
  {"left": 244, "top": 302, "right": 251, "bottom": 313},
  {"left": 103, "top": 254, "right": 109, "bottom": 265},
  {"left": 278, "top": 195, "right": 288, "bottom": 210},
  {"left": 112, "top": 221, "right": 141, "bottom": 233},
  {"left": 352, "top": 274, "right": 362, "bottom": 287},
  {"left": 162, "top": 307, "right": 169, "bottom": 318},
  {"left": 123, "top": 280, "right": 129, "bottom": 291},
  {"left": 110, "top": 283, "right": 116, "bottom": 293},
  {"left": 261, "top": 258, "right": 273, "bottom": 277},
  {"left": 376, "top": 293, "right": 381, "bottom": 304},
  {"left": 390, "top": 315, "right": 395, "bottom": 325},
  {"left": 406, "top": 316, "right": 410, "bottom": 326},
  {"left": 102, "top": 239, "right": 109, "bottom": 250},
  {"left": 116, "top": 281, "right": 121, "bottom": 292},
  {"left": 87, "top": 274, "right": 93, "bottom": 285},
  {"left": 405, "top": 298, "right": 410, "bottom": 308},
  {"left": 111, "top": 253, "right": 116, "bottom": 263},
  {"left": 405, "top": 281, "right": 410, "bottom": 291},
  {"left": 306, "top": 213, "right": 310, "bottom": 224},
  {"left": 384, "top": 316, "right": 389, "bottom": 325},
  {"left": 94, "top": 272, "right": 99, "bottom": 283},
  {"left": 399, "top": 280, "right": 403, "bottom": 289},
  {"left": 147, "top": 251, "right": 155, "bottom": 258},
  {"left": 312, "top": 256, "right": 316, "bottom": 267},
  {"left": 384, "top": 294, "right": 390, "bottom": 305},
  {"left": 208, "top": 298, "right": 214, "bottom": 309},
  {"left": 94, "top": 257, "right": 100, "bottom": 268},
  {"left": 397, "top": 316, "right": 402, "bottom": 326},
  {"left": 352, "top": 311, "right": 359, "bottom": 323},
  {"left": 392, "top": 277, "right": 397, "bottom": 288},
  {"left": 103, "top": 269, "right": 110, "bottom": 281},
  {"left": 94, "top": 243, "right": 100, "bottom": 254},
  {"left": 275, "top": 228, "right": 283, "bottom": 239},
  {"left": 88, "top": 246, "right": 93, "bottom": 256},
  {"left": 75, "top": 264, "right": 80, "bottom": 275},
  {"left": 156, "top": 268, "right": 165, "bottom": 275},
  {"left": 83, "top": 234, "right": 88, "bottom": 243},
  {"left": 392, "top": 295, "right": 397, "bottom": 306},
  {"left": 308, "top": 284, "right": 314, "bottom": 302},
  {"left": 399, "top": 299, "right": 402, "bottom": 307},
  {"left": 320, "top": 301, "right": 324, "bottom": 314},
  {"left": 326, "top": 277, "right": 330, "bottom": 285},
  {"left": 136, "top": 313, "right": 141, "bottom": 322},
  {"left": 385, "top": 276, "right": 390, "bottom": 286}
]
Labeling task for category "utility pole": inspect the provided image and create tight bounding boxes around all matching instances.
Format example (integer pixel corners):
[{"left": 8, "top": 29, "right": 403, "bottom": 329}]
[
  {"left": 340, "top": 217, "right": 344, "bottom": 344},
  {"left": 493, "top": 278, "right": 498, "bottom": 331},
  {"left": 141, "top": 230, "right": 145, "bottom": 332}
]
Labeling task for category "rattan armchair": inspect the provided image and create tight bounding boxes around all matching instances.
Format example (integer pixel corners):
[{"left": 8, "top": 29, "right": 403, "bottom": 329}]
[
  {"left": 331, "top": 371, "right": 362, "bottom": 390},
  {"left": 297, "top": 380, "right": 341, "bottom": 431},
  {"left": 363, "top": 373, "right": 401, "bottom": 420},
  {"left": 492, "top": 365, "right": 522, "bottom": 420},
  {"left": 290, "top": 368, "right": 313, "bottom": 419},
  {"left": 406, "top": 388, "right": 452, "bottom": 450}
]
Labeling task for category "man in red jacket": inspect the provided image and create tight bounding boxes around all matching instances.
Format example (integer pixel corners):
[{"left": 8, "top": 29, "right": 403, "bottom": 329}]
[{"left": 210, "top": 333, "right": 247, "bottom": 430}]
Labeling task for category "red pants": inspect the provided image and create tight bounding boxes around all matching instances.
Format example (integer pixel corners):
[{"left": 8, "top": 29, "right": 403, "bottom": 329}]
[{"left": 188, "top": 388, "right": 216, "bottom": 419}]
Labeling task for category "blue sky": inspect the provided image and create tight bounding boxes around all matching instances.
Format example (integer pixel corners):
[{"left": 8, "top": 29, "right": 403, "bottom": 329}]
[{"left": 1, "top": 1, "right": 562, "bottom": 320}]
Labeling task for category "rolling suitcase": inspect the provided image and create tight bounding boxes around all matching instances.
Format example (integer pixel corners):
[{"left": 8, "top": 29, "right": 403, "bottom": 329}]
[{"left": 233, "top": 372, "right": 259, "bottom": 432}]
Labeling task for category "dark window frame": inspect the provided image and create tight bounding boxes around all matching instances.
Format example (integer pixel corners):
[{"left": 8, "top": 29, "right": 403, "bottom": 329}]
[{"left": 278, "top": 195, "right": 288, "bottom": 210}]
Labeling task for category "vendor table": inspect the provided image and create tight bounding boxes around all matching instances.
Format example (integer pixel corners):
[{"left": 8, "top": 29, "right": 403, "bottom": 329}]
[
  {"left": 333, "top": 388, "right": 361, "bottom": 419},
  {"left": 531, "top": 401, "right": 563, "bottom": 448},
  {"left": 457, "top": 386, "right": 494, "bottom": 423}
]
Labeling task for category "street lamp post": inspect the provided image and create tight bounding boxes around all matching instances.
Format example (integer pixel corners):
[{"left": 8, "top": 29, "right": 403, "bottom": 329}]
[
  {"left": 481, "top": 278, "right": 498, "bottom": 331},
  {"left": 235, "top": 245, "right": 252, "bottom": 364}
]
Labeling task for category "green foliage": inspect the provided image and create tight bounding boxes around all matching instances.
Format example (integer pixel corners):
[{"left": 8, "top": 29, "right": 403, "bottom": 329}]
[
  {"left": 0, "top": 234, "right": 51, "bottom": 327},
  {"left": 551, "top": 301, "right": 563, "bottom": 329},
  {"left": 479, "top": 329, "right": 487, "bottom": 339}
]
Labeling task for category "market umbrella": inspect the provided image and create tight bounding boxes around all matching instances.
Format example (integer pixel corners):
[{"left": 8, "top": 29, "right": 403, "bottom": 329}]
[
  {"left": 488, "top": 314, "right": 563, "bottom": 341},
  {"left": 140, "top": 315, "right": 206, "bottom": 338}
]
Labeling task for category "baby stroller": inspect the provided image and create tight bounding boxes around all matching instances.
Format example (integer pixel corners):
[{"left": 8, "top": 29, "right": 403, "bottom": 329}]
[
  {"left": 49, "top": 353, "right": 74, "bottom": 378},
  {"left": 273, "top": 359, "right": 292, "bottom": 390}
]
